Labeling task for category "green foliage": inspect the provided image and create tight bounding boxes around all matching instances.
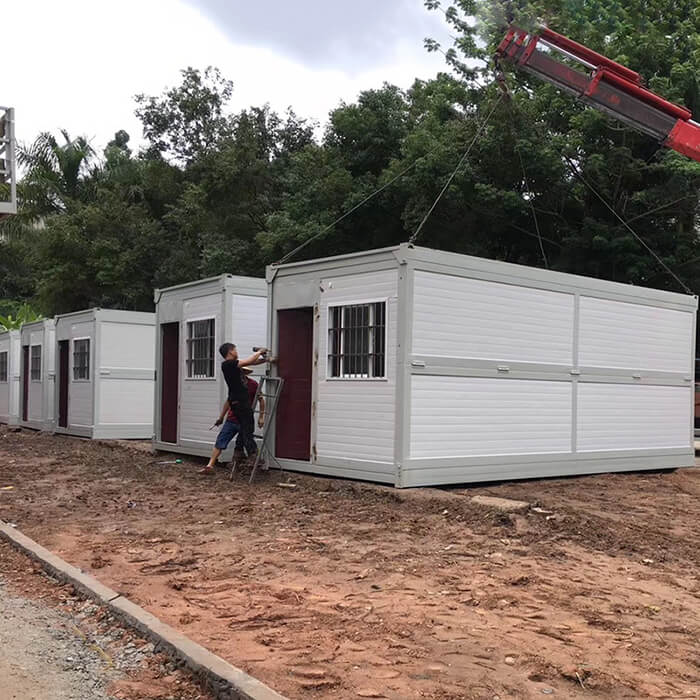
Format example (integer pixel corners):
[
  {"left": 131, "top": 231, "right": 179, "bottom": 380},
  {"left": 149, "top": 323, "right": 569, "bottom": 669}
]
[
  {"left": 134, "top": 66, "right": 234, "bottom": 165},
  {"left": 419, "top": 0, "right": 700, "bottom": 292},
  {"left": 0, "top": 302, "right": 42, "bottom": 331},
  {"left": 18, "top": 130, "right": 97, "bottom": 218}
]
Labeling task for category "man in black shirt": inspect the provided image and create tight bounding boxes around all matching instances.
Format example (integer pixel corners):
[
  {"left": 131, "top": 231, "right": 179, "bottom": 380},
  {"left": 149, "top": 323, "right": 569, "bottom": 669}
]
[{"left": 219, "top": 343, "right": 268, "bottom": 461}]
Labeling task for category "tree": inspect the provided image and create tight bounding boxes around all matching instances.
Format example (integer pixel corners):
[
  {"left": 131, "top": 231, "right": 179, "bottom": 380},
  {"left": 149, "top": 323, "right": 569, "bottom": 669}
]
[
  {"left": 166, "top": 104, "right": 316, "bottom": 277},
  {"left": 18, "top": 130, "right": 96, "bottom": 217},
  {"left": 0, "top": 303, "right": 42, "bottom": 331},
  {"left": 135, "top": 67, "right": 234, "bottom": 165},
  {"left": 423, "top": 0, "right": 700, "bottom": 293}
]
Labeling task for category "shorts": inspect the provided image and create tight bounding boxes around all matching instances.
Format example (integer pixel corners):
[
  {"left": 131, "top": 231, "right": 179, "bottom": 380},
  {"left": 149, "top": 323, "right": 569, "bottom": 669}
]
[{"left": 215, "top": 420, "right": 240, "bottom": 450}]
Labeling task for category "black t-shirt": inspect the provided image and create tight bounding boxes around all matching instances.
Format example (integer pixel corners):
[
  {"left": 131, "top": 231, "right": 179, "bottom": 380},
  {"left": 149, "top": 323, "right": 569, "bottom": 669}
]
[{"left": 221, "top": 359, "right": 248, "bottom": 405}]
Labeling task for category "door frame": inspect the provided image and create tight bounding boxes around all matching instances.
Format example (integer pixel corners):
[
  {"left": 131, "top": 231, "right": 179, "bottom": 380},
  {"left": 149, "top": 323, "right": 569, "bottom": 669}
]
[
  {"left": 160, "top": 322, "right": 180, "bottom": 443},
  {"left": 57, "top": 340, "right": 69, "bottom": 428},
  {"left": 21, "top": 344, "right": 29, "bottom": 422},
  {"left": 275, "top": 307, "right": 314, "bottom": 461}
]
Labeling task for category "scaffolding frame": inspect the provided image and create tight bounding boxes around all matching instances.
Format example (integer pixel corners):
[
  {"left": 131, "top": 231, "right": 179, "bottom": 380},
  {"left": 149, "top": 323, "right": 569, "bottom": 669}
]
[{"left": 0, "top": 107, "right": 17, "bottom": 218}]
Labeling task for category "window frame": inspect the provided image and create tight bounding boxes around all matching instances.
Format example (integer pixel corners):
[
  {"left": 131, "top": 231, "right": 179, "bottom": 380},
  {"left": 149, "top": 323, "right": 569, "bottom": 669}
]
[
  {"left": 0, "top": 351, "right": 7, "bottom": 383},
  {"left": 72, "top": 337, "right": 91, "bottom": 382},
  {"left": 185, "top": 317, "right": 216, "bottom": 380},
  {"left": 327, "top": 298, "right": 388, "bottom": 381},
  {"left": 30, "top": 344, "right": 42, "bottom": 382}
]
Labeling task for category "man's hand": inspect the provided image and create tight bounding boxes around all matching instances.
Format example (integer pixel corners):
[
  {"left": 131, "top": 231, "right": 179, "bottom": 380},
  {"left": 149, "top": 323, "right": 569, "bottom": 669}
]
[
  {"left": 214, "top": 418, "right": 223, "bottom": 427},
  {"left": 240, "top": 348, "right": 268, "bottom": 368},
  {"left": 258, "top": 415, "right": 265, "bottom": 429}
]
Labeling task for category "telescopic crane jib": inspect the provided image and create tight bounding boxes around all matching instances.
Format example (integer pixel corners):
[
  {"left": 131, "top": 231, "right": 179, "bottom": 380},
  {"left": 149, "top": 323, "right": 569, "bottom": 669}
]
[{"left": 495, "top": 26, "right": 700, "bottom": 162}]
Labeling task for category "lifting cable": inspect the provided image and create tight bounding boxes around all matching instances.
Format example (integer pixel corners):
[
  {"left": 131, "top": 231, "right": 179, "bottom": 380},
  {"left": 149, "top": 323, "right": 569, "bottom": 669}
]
[
  {"left": 563, "top": 155, "right": 695, "bottom": 295},
  {"left": 275, "top": 92, "right": 505, "bottom": 266},
  {"left": 276, "top": 70, "right": 694, "bottom": 295},
  {"left": 503, "top": 73, "right": 694, "bottom": 295},
  {"left": 495, "top": 65, "right": 550, "bottom": 269},
  {"left": 511, "top": 119, "right": 549, "bottom": 268},
  {"left": 275, "top": 156, "right": 425, "bottom": 266},
  {"left": 408, "top": 93, "right": 504, "bottom": 245}
]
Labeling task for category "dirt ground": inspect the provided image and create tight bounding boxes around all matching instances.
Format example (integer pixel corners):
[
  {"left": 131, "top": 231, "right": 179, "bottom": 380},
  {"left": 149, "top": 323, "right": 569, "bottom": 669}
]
[
  {"left": 0, "top": 539, "right": 214, "bottom": 700},
  {"left": 0, "top": 427, "right": 699, "bottom": 700}
]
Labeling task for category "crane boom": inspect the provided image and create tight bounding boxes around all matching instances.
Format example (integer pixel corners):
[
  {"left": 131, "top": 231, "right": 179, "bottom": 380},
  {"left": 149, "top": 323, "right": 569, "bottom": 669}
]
[{"left": 495, "top": 27, "right": 700, "bottom": 162}]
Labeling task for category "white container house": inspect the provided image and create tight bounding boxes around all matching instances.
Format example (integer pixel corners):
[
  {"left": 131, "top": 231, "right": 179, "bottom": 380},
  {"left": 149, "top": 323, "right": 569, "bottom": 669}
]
[
  {"left": 53, "top": 309, "right": 156, "bottom": 439},
  {"left": 266, "top": 244, "right": 698, "bottom": 487},
  {"left": 19, "top": 319, "right": 56, "bottom": 431},
  {"left": 153, "top": 275, "right": 268, "bottom": 458},
  {"left": 0, "top": 329, "right": 21, "bottom": 425}
]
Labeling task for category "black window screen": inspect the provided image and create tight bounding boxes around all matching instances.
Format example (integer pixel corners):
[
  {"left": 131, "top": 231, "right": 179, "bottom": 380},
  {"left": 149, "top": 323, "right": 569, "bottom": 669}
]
[
  {"left": 73, "top": 339, "right": 90, "bottom": 380},
  {"left": 0, "top": 352, "right": 7, "bottom": 382},
  {"left": 30, "top": 345, "right": 42, "bottom": 381},
  {"left": 328, "top": 302, "right": 386, "bottom": 378},
  {"left": 187, "top": 319, "right": 215, "bottom": 378}
]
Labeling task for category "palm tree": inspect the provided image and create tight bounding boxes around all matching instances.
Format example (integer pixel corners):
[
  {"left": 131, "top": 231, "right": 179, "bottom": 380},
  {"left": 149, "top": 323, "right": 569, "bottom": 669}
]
[
  {"left": 18, "top": 130, "right": 96, "bottom": 217},
  {"left": 0, "top": 302, "right": 42, "bottom": 330}
]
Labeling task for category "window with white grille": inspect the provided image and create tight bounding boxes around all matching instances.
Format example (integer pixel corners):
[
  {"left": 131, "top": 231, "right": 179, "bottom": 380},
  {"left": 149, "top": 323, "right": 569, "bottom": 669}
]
[
  {"left": 328, "top": 302, "right": 386, "bottom": 379},
  {"left": 0, "top": 352, "right": 7, "bottom": 382},
  {"left": 73, "top": 339, "right": 90, "bottom": 380},
  {"left": 30, "top": 345, "right": 42, "bottom": 381},
  {"left": 186, "top": 319, "right": 215, "bottom": 378}
]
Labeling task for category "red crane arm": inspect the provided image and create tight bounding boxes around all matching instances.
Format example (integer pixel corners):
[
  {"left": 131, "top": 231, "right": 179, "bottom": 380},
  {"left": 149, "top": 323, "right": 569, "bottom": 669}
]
[{"left": 496, "top": 27, "right": 700, "bottom": 162}]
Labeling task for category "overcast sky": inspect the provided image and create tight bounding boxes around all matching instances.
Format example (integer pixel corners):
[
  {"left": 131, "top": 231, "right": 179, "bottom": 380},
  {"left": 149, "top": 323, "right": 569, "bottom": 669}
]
[{"left": 4, "top": 0, "right": 452, "bottom": 152}]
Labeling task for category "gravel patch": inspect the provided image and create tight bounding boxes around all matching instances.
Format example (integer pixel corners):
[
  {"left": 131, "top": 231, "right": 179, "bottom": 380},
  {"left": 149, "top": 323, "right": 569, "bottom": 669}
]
[{"left": 0, "top": 578, "right": 159, "bottom": 700}]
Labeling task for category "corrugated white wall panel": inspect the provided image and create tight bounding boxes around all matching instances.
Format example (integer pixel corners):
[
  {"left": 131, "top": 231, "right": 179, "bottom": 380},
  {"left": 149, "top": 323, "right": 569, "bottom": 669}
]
[
  {"left": 99, "top": 379, "right": 154, "bottom": 425},
  {"left": 19, "top": 322, "right": 55, "bottom": 428},
  {"left": 316, "top": 270, "right": 398, "bottom": 466},
  {"left": 179, "top": 380, "right": 219, "bottom": 444},
  {"left": 412, "top": 271, "right": 575, "bottom": 364},
  {"left": 180, "top": 293, "right": 222, "bottom": 446},
  {"left": 10, "top": 334, "right": 20, "bottom": 421},
  {"left": 68, "top": 323, "right": 95, "bottom": 428},
  {"left": 183, "top": 293, "right": 221, "bottom": 321},
  {"left": 96, "top": 321, "right": 155, "bottom": 430},
  {"left": 69, "top": 382, "right": 93, "bottom": 427},
  {"left": 100, "top": 322, "right": 155, "bottom": 369},
  {"left": 577, "top": 383, "right": 691, "bottom": 451},
  {"left": 65, "top": 320, "right": 94, "bottom": 338},
  {"left": 231, "top": 295, "right": 268, "bottom": 375},
  {"left": 410, "top": 376, "right": 572, "bottom": 458},
  {"left": 579, "top": 296, "right": 694, "bottom": 372},
  {"left": 28, "top": 382, "right": 43, "bottom": 421},
  {"left": 46, "top": 326, "right": 55, "bottom": 421},
  {"left": 316, "top": 382, "right": 396, "bottom": 464}
]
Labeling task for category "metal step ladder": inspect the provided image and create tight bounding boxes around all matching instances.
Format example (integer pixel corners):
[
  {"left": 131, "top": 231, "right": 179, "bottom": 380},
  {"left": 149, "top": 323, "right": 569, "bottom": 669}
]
[{"left": 229, "top": 375, "right": 285, "bottom": 483}]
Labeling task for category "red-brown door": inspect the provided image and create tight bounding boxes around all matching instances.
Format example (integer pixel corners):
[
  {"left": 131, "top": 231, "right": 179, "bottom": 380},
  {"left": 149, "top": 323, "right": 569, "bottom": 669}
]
[
  {"left": 276, "top": 308, "right": 313, "bottom": 460},
  {"left": 58, "top": 340, "right": 69, "bottom": 428},
  {"left": 160, "top": 323, "right": 179, "bottom": 443},
  {"left": 21, "top": 345, "right": 29, "bottom": 421}
]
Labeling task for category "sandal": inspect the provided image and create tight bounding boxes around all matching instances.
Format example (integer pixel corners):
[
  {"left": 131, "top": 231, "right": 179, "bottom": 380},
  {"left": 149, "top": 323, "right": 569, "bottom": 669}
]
[{"left": 198, "top": 466, "right": 215, "bottom": 475}]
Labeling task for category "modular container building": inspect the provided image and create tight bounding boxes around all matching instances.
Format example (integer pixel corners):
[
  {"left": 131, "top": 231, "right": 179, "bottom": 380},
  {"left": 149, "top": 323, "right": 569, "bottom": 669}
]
[
  {"left": 266, "top": 244, "right": 697, "bottom": 487},
  {"left": 53, "top": 309, "right": 156, "bottom": 439},
  {"left": 19, "top": 319, "right": 56, "bottom": 431},
  {"left": 153, "top": 275, "right": 268, "bottom": 458},
  {"left": 0, "top": 329, "right": 21, "bottom": 425}
]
